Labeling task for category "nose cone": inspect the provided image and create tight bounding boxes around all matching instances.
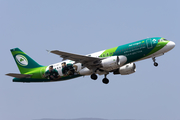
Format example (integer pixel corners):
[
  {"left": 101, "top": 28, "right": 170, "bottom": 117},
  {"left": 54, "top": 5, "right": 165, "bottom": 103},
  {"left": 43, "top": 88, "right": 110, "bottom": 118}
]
[
  {"left": 168, "top": 41, "right": 175, "bottom": 49},
  {"left": 166, "top": 41, "right": 175, "bottom": 52}
]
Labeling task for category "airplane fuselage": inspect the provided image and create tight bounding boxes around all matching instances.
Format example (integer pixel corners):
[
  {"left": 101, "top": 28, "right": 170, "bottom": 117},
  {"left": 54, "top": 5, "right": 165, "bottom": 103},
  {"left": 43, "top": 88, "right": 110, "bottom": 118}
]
[{"left": 9, "top": 37, "right": 175, "bottom": 83}]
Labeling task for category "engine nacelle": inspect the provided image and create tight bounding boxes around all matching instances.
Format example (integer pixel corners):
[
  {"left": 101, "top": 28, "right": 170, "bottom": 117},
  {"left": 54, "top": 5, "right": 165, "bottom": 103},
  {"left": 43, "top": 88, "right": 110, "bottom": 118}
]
[
  {"left": 101, "top": 56, "right": 127, "bottom": 68},
  {"left": 79, "top": 67, "right": 93, "bottom": 76},
  {"left": 113, "top": 63, "right": 136, "bottom": 75},
  {"left": 79, "top": 56, "right": 127, "bottom": 75}
]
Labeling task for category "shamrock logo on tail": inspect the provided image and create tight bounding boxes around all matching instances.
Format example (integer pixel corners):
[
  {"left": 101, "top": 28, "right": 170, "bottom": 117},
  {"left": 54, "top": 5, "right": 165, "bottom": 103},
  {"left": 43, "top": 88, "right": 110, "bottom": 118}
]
[{"left": 20, "top": 58, "right": 24, "bottom": 62}]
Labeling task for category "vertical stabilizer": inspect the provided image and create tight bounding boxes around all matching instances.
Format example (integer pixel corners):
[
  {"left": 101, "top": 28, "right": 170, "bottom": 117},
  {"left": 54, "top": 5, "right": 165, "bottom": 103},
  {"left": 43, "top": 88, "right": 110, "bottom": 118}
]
[{"left": 10, "top": 48, "right": 43, "bottom": 74}]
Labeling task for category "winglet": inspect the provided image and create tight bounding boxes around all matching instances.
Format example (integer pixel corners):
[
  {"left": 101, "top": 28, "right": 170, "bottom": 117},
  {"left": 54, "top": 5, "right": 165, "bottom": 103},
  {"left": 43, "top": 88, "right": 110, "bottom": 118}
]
[{"left": 46, "top": 50, "right": 51, "bottom": 53}]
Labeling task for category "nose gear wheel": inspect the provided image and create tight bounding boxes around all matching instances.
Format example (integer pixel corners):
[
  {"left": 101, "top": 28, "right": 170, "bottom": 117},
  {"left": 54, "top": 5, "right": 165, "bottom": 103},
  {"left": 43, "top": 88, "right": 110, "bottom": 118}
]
[{"left": 152, "top": 57, "right": 158, "bottom": 67}]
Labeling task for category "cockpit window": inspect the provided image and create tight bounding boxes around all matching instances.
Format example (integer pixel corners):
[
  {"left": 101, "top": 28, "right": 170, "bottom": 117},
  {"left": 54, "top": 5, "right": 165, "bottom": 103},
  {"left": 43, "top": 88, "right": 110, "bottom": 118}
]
[
  {"left": 163, "top": 38, "right": 168, "bottom": 41},
  {"left": 158, "top": 38, "right": 168, "bottom": 42},
  {"left": 158, "top": 39, "right": 162, "bottom": 42}
]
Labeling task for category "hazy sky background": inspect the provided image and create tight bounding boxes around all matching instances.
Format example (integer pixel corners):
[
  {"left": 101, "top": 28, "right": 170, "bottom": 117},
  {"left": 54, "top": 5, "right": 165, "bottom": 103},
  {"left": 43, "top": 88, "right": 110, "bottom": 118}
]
[{"left": 1, "top": 0, "right": 180, "bottom": 120}]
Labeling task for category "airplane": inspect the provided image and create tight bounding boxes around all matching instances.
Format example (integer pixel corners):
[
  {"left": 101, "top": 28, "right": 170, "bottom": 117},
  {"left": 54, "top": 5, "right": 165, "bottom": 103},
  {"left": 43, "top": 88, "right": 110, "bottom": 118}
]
[{"left": 6, "top": 37, "right": 175, "bottom": 84}]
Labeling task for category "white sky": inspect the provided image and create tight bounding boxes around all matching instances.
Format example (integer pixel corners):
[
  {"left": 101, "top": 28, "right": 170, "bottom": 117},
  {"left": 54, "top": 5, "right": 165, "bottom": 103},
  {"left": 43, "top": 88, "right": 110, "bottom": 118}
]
[{"left": 1, "top": 1, "right": 180, "bottom": 120}]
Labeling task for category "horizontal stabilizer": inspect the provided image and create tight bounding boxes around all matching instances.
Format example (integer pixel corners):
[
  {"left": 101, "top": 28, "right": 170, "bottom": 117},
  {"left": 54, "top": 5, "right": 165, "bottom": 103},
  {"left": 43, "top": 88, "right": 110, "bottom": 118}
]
[{"left": 6, "top": 73, "right": 32, "bottom": 78}]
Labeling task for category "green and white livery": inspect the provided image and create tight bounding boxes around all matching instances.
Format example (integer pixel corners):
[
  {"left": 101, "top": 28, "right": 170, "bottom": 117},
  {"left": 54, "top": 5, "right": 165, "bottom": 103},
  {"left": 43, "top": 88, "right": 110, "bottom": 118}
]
[{"left": 6, "top": 37, "right": 175, "bottom": 84}]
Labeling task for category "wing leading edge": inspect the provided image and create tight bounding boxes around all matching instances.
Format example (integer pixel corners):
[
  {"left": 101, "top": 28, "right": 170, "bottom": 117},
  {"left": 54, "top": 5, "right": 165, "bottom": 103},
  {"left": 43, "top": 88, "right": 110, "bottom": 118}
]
[{"left": 50, "top": 50, "right": 103, "bottom": 68}]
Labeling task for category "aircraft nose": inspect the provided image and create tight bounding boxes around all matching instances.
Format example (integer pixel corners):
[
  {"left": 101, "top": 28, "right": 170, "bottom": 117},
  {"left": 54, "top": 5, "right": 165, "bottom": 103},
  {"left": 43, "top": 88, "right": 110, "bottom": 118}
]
[
  {"left": 168, "top": 41, "right": 175, "bottom": 49},
  {"left": 165, "top": 41, "right": 175, "bottom": 52}
]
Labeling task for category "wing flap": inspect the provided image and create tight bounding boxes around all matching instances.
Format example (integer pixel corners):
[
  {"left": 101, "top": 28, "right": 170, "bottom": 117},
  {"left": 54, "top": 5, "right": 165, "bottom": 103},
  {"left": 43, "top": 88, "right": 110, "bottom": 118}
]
[{"left": 6, "top": 73, "right": 32, "bottom": 78}]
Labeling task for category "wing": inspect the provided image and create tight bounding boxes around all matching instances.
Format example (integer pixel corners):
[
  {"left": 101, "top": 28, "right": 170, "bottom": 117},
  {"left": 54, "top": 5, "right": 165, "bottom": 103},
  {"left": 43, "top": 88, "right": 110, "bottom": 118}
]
[
  {"left": 6, "top": 73, "right": 32, "bottom": 78},
  {"left": 50, "top": 50, "right": 103, "bottom": 69}
]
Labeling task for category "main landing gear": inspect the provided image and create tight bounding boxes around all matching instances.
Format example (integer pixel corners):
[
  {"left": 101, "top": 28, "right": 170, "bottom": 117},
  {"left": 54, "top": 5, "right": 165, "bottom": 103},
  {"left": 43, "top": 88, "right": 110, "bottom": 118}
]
[
  {"left": 91, "top": 73, "right": 98, "bottom": 80},
  {"left": 90, "top": 73, "right": 109, "bottom": 84},
  {"left": 102, "top": 74, "right": 109, "bottom": 84},
  {"left": 152, "top": 57, "right": 158, "bottom": 67}
]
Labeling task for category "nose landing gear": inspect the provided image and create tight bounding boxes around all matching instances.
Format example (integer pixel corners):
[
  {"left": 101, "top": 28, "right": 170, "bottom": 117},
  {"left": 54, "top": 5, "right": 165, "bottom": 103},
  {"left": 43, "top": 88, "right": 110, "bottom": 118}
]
[{"left": 152, "top": 57, "right": 158, "bottom": 67}]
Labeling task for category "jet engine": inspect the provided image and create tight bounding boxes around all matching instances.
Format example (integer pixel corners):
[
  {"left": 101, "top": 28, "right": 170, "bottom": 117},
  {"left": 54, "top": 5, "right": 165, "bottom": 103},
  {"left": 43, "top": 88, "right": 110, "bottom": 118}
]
[
  {"left": 79, "top": 67, "right": 93, "bottom": 76},
  {"left": 101, "top": 56, "right": 127, "bottom": 68},
  {"left": 79, "top": 56, "right": 127, "bottom": 75},
  {"left": 113, "top": 63, "right": 136, "bottom": 75}
]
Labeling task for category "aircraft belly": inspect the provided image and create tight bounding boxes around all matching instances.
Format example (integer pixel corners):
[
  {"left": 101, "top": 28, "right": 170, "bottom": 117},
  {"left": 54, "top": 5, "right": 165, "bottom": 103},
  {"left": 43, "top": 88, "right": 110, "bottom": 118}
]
[
  {"left": 13, "top": 75, "right": 82, "bottom": 82},
  {"left": 101, "top": 66, "right": 120, "bottom": 71}
]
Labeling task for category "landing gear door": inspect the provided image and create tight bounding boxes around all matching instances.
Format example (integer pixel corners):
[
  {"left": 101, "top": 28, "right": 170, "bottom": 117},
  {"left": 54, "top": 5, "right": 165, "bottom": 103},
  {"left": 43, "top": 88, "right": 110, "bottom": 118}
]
[{"left": 146, "top": 38, "right": 153, "bottom": 49}]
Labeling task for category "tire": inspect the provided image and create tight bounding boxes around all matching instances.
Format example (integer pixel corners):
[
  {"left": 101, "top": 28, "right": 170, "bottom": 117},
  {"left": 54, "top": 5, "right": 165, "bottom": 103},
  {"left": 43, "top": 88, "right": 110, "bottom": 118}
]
[
  {"left": 102, "top": 78, "right": 109, "bottom": 84},
  {"left": 154, "top": 62, "right": 158, "bottom": 67},
  {"left": 91, "top": 73, "right": 98, "bottom": 80}
]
